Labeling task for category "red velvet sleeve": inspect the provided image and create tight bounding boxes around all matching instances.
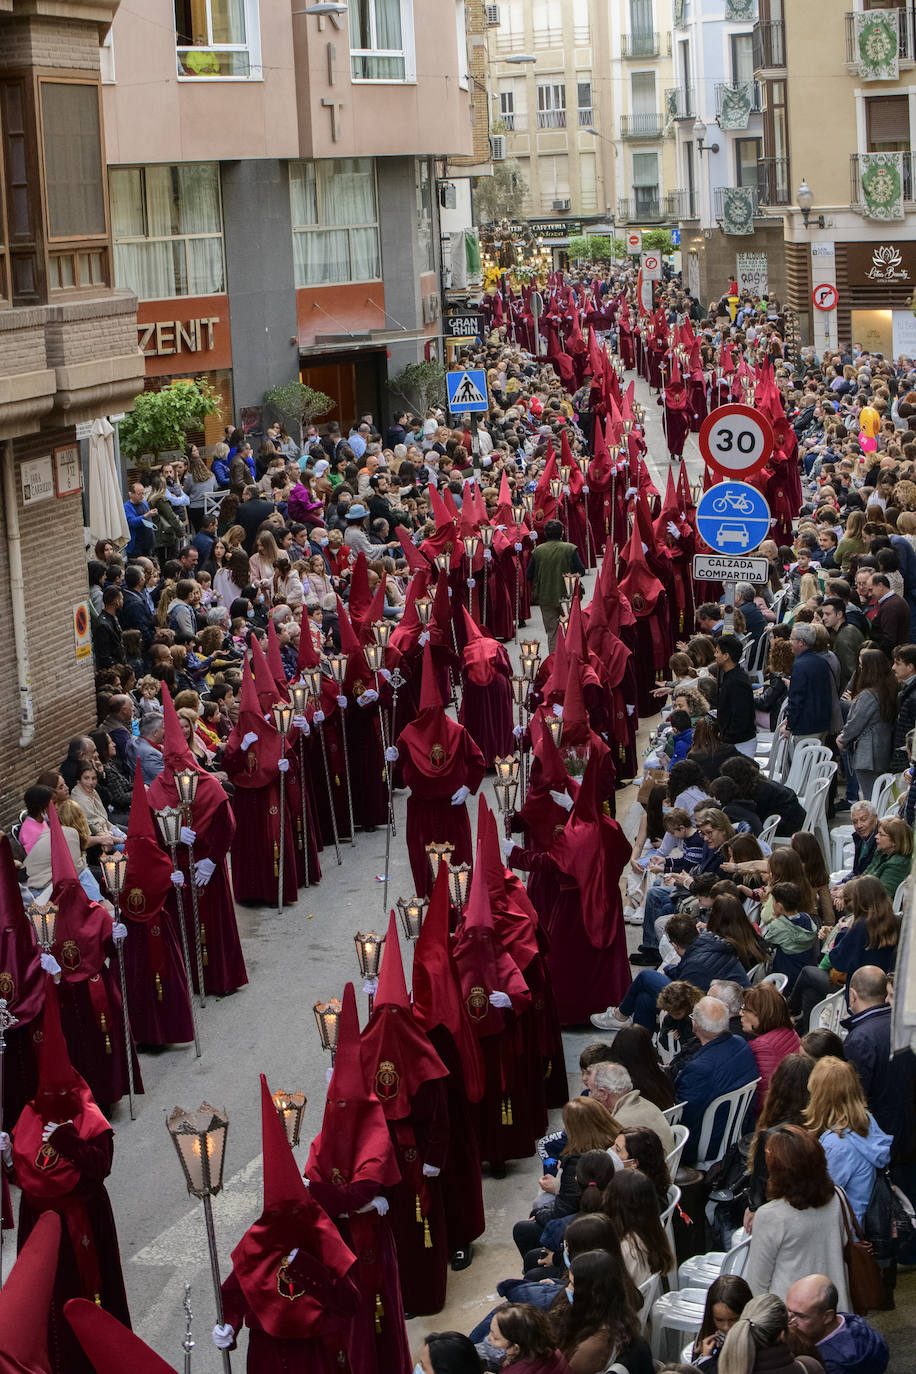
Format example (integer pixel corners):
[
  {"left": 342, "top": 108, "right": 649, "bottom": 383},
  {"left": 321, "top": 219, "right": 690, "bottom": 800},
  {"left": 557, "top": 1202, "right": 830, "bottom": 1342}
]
[
  {"left": 410, "top": 1078, "right": 449, "bottom": 1171},
  {"left": 48, "top": 1124, "right": 113, "bottom": 1184}
]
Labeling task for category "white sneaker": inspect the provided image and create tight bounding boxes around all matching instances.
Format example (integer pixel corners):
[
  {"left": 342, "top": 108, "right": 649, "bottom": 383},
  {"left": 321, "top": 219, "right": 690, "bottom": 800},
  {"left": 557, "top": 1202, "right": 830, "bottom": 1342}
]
[
  {"left": 589, "top": 1007, "right": 633, "bottom": 1031},
  {"left": 624, "top": 908, "right": 644, "bottom": 926}
]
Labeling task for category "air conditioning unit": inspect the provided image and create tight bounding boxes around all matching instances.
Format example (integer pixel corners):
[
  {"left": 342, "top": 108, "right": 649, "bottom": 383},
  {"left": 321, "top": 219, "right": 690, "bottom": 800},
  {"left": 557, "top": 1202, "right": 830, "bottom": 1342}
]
[
  {"left": 486, "top": 3, "right": 501, "bottom": 25},
  {"left": 490, "top": 134, "right": 507, "bottom": 160},
  {"left": 553, "top": 198, "right": 571, "bottom": 211}
]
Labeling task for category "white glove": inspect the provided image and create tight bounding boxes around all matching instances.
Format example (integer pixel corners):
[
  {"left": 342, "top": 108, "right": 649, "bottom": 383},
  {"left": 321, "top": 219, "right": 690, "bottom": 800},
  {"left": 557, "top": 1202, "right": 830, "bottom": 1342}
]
[
  {"left": 582, "top": 484, "right": 590, "bottom": 495},
  {"left": 212, "top": 1325, "right": 234, "bottom": 1351},
  {"left": 357, "top": 1195, "right": 390, "bottom": 1216},
  {"left": 357, "top": 689, "right": 379, "bottom": 707},
  {"left": 385, "top": 746, "right": 399, "bottom": 762},
  {"left": 562, "top": 485, "right": 570, "bottom": 497},
  {"left": 451, "top": 785, "right": 470, "bottom": 805},
  {"left": 552, "top": 704, "right": 564, "bottom": 718},
  {"left": 550, "top": 789, "right": 574, "bottom": 812},
  {"left": 530, "top": 531, "right": 538, "bottom": 542},
  {"left": 278, "top": 757, "right": 290, "bottom": 773},
  {"left": 419, "top": 631, "right": 430, "bottom": 646},
  {"left": 180, "top": 826, "right": 197, "bottom": 847},
  {"left": 482, "top": 456, "right": 493, "bottom": 468},
  {"left": 625, "top": 486, "right": 637, "bottom": 499},
  {"left": 110, "top": 826, "right": 126, "bottom": 841},
  {"left": 362, "top": 977, "right": 379, "bottom": 997},
  {"left": 641, "top": 541, "right": 648, "bottom": 553},
  {"left": 626, "top": 704, "right": 635, "bottom": 716},
  {"left": 336, "top": 694, "right": 348, "bottom": 709},
  {"left": 42, "top": 1122, "right": 60, "bottom": 1143},
  {"left": 467, "top": 577, "right": 476, "bottom": 588},
  {"left": 489, "top": 991, "right": 512, "bottom": 1009},
  {"left": 0, "top": 1130, "right": 11, "bottom": 1164},
  {"left": 194, "top": 857, "right": 216, "bottom": 887},
  {"left": 379, "top": 668, "right": 392, "bottom": 682},
  {"left": 112, "top": 922, "right": 128, "bottom": 942},
  {"left": 40, "top": 951, "right": 61, "bottom": 977},
  {"left": 287, "top": 1248, "right": 299, "bottom": 1263},
  {"left": 422, "top": 1164, "right": 441, "bottom": 1178},
  {"left": 313, "top": 709, "right": 325, "bottom": 725},
  {"left": 500, "top": 836, "right": 515, "bottom": 859},
  {"left": 666, "top": 521, "right": 680, "bottom": 540},
  {"left": 292, "top": 714, "right": 309, "bottom": 730},
  {"left": 484, "top": 549, "right": 493, "bottom": 561},
  {"left": 514, "top": 541, "right": 523, "bottom": 551},
  {"left": 171, "top": 870, "right": 185, "bottom": 888},
  {"left": 326, "top": 1065, "right": 334, "bottom": 1085},
  {"left": 513, "top": 724, "right": 524, "bottom": 738},
  {"left": 241, "top": 731, "right": 259, "bottom": 750}
]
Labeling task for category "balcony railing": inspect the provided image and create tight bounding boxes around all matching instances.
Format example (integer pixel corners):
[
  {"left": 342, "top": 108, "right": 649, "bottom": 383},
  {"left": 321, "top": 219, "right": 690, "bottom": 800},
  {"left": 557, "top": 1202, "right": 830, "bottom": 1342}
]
[
  {"left": 851, "top": 152, "right": 916, "bottom": 210},
  {"left": 665, "top": 85, "right": 695, "bottom": 120},
  {"left": 537, "top": 108, "right": 567, "bottom": 129},
  {"left": 620, "top": 113, "right": 665, "bottom": 139},
  {"left": 752, "top": 20, "right": 786, "bottom": 72},
  {"left": 714, "top": 81, "right": 762, "bottom": 118},
  {"left": 499, "top": 112, "right": 528, "bottom": 131},
  {"left": 758, "top": 156, "right": 791, "bottom": 206},
  {"left": 845, "top": 8, "right": 915, "bottom": 64},
  {"left": 622, "top": 30, "right": 659, "bottom": 57},
  {"left": 578, "top": 107, "right": 594, "bottom": 126},
  {"left": 714, "top": 184, "right": 764, "bottom": 220},
  {"left": 667, "top": 188, "right": 698, "bottom": 220},
  {"left": 617, "top": 194, "right": 665, "bottom": 223}
]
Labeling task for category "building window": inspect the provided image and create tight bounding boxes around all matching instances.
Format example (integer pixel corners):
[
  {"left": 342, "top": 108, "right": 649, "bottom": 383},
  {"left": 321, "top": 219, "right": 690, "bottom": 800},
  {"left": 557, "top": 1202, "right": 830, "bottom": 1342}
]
[
  {"left": 730, "top": 33, "right": 754, "bottom": 85},
  {"left": 577, "top": 79, "right": 593, "bottom": 125},
  {"left": 735, "top": 137, "right": 761, "bottom": 187},
  {"left": 417, "top": 159, "right": 434, "bottom": 273},
  {"left": 572, "top": 0, "right": 589, "bottom": 43},
  {"left": 540, "top": 154, "right": 570, "bottom": 212},
  {"left": 174, "top": 0, "right": 259, "bottom": 78},
  {"left": 499, "top": 89, "right": 516, "bottom": 129},
  {"left": 532, "top": 0, "right": 563, "bottom": 48},
  {"left": 349, "top": 0, "right": 413, "bottom": 81},
  {"left": 290, "top": 158, "right": 380, "bottom": 286},
  {"left": 537, "top": 82, "right": 566, "bottom": 129},
  {"left": 580, "top": 151, "right": 598, "bottom": 211},
  {"left": 866, "top": 95, "right": 910, "bottom": 152},
  {"left": 40, "top": 82, "right": 106, "bottom": 241},
  {"left": 632, "top": 150, "right": 659, "bottom": 216},
  {"left": 110, "top": 163, "right": 225, "bottom": 300}
]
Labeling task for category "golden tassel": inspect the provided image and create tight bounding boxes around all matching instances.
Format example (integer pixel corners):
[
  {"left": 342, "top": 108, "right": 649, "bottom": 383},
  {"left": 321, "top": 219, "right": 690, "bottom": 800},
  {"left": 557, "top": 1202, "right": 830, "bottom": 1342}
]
[
  {"left": 505, "top": 1096, "right": 514, "bottom": 1126},
  {"left": 500, "top": 1099, "right": 508, "bottom": 1126},
  {"left": 415, "top": 1193, "right": 423, "bottom": 1223},
  {"left": 155, "top": 972, "right": 163, "bottom": 1002},
  {"left": 335, "top": 773, "right": 341, "bottom": 786},
  {"left": 545, "top": 1061, "right": 552, "bottom": 1079},
  {"left": 273, "top": 841, "right": 279, "bottom": 877},
  {"left": 297, "top": 815, "right": 303, "bottom": 851},
  {"left": 94, "top": 1293, "right": 102, "bottom": 1307},
  {"left": 104, "top": 1034, "right": 111, "bottom": 1054},
  {"left": 100, "top": 1013, "right": 111, "bottom": 1055},
  {"left": 423, "top": 1218, "right": 432, "bottom": 1249},
  {"left": 679, "top": 610, "right": 684, "bottom": 632},
  {"left": 374, "top": 1293, "right": 384, "bottom": 1333},
  {"left": 201, "top": 921, "right": 208, "bottom": 968}
]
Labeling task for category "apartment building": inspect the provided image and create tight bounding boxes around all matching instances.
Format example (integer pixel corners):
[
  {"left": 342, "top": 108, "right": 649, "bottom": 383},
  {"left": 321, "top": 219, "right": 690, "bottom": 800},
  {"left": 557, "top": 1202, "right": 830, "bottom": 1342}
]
[
  {"left": 485, "top": 0, "right": 615, "bottom": 251},
  {"left": 609, "top": 0, "right": 676, "bottom": 231},
  {"left": 104, "top": 0, "right": 475, "bottom": 434},
  {"left": 0, "top": 0, "right": 146, "bottom": 824},
  {"left": 669, "top": 0, "right": 776, "bottom": 307},
  {"left": 757, "top": 0, "right": 916, "bottom": 356}
]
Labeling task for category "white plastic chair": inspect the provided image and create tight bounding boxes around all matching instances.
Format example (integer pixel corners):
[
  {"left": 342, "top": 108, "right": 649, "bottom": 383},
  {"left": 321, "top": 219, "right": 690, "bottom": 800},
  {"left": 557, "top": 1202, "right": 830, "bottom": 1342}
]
[
  {"left": 677, "top": 1233, "right": 751, "bottom": 1291},
  {"left": 661, "top": 1182, "right": 682, "bottom": 1272},
  {"left": 807, "top": 987, "right": 846, "bottom": 1035},
  {"left": 638, "top": 1273, "right": 661, "bottom": 1329},
  {"left": 758, "top": 813, "right": 781, "bottom": 847},
  {"left": 760, "top": 971, "right": 788, "bottom": 993},
  {"left": 871, "top": 772, "right": 896, "bottom": 814},
  {"left": 772, "top": 772, "right": 833, "bottom": 857},
  {"left": 694, "top": 1079, "right": 760, "bottom": 1172},
  {"left": 721, "top": 1235, "right": 752, "bottom": 1277},
  {"left": 893, "top": 883, "right": 906, "bottom": 915},
  {"left": 784, "top": 741, "right": 831, "bottom": 801},
  {"left": 662, "top": 1102, "right": 686, "bottom": 1126},
  {"left": 648, "top": 1286, "right": 708, "bottom": 1362},
  {"left": 665, "top": 1123, "right": 690, "bottom": 1182}
]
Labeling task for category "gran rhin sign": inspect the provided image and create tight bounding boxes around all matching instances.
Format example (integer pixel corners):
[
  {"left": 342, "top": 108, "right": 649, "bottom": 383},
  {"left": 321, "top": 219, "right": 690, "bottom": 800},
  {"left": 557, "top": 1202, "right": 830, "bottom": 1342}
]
[{"left": 138, "top": 317, "right": 220, "bottom": 358}]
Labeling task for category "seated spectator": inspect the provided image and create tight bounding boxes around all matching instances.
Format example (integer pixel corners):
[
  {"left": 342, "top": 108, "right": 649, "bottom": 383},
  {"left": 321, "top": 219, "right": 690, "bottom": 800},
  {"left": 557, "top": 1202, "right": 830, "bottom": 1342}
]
[
  {"left": 19, "top": 784, "right": 53, "bottom": 855},
  {"left": 719, "top": 756, "right": 806, "bottom": 836},
  {"left": 486, "top": 1305, "right": 569, "bottom": 1373},
  {"left": 708, "top": 978, "right": 746, "bottom": 1038},
  {"left": 551, "top": 1249, "right": 654, "bottom": 1374},
  {"left": 70, "top": 760, "right": 124, "bottom": 846},
  {"left": 842, "top": 966, "right": 914, "bottom": 1160},
  {"left": 862, "top": 816, "right": 912, "bottom": 897},
  {"left": 689, "top": 1275, "right": 753, "bottom": 1368},
  {"left": 717, "top": 1293, "right": 824, "bottom": 1374},
  {"left": 803, "top": 1056, "right": 892, "bottom": 1228},
  {"left": 664, "top": 710, "right": 694, "bottom": 765},
  {"left": 604, "top": 1169, "right": 674, "bottom": 1289},
  {"left": 605, "top": 1026, "right": 677, "bottom": 1111},
  {"left": 588, "top": 1063, "right": 674, "bottom": 1156},
  {"left": 673, "top": 996, "right": 757, "bottom": 1166},
  {"left": 740, "top": 982, "right": 801, "bottom": 1110},
  {"left": 628, "top": 810, "right": 736, "bottom": 968},
  {"left": 612, "top": 1128, "right": 671, "bottom": 1211},
  {"left": 745, "top": 1054, "right": 815, "bottom": 1227},
  {"left": 136, "top": 711, "right": 165, "bottom": 783},
  {"left": 655, "top": 980, "right": 703, "bottom": 1071},
  {"left": 789, "top": 875, "right": 899, "bottom": 1027},
  {"left": 784, "top": 1275, "right": 889, "bottom": 1374},
  {"left": 760, "top": 883, "right": 818, "bottom": 990},
  {"left": 746, "top": 1125, "right": 851, "bottom": 1310}
]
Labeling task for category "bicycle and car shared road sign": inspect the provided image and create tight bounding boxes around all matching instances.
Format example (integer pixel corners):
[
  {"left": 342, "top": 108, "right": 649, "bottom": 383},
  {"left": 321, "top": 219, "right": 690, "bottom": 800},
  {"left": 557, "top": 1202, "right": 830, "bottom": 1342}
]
[{"left": 696, "top": 481, "right": 772, "bottom": 556}]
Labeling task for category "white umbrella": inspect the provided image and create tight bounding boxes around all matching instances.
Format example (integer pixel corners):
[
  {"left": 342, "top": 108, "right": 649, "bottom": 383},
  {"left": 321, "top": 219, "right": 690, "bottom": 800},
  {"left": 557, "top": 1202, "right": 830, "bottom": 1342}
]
[{"left": 87, "top": 416, "right": 129, "bottom": 549}]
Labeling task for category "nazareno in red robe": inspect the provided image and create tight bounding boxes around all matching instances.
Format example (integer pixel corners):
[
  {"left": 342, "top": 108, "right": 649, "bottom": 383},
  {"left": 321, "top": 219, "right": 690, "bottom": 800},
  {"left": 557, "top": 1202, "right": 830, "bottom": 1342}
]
[
  {"left": 0, "top": 834, "right": 44, "bottom": 1132},
  {"left": 457, "top": 606, "right": 516, "bottom": 768}
]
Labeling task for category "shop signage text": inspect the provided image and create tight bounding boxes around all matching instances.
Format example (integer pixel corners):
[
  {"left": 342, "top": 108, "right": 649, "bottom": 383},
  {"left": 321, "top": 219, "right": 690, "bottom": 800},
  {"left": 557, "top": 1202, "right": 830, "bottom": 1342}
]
[
  {"left": 866, "top": 245, "right": 909, "bottom": 281},
  {"left": 138, "top": 317, "right": 220, "bottom": 357},
  {"left": 847, "top": 241, "right": 915, "bottom": 285}
]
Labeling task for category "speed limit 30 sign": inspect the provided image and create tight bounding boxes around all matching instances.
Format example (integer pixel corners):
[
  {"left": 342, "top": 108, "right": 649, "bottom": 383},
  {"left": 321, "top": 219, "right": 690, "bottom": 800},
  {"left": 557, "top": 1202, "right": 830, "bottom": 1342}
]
[{"left": 699, "top": 403, "right": 774, "bottom": 481}]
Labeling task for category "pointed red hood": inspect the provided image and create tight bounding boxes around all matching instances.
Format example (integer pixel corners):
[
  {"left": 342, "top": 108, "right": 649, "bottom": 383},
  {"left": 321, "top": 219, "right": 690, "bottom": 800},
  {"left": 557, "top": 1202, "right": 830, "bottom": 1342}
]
[
  {"left": 428, "top": 481, "right": 455, "bottom": 531},
  {"left": 0, "top": 833, "right": 44, "bottom": 1025},
  {"left": 360, "top": 910, "right": 448, "bottom": 1119},
  {"left": 419, "top": 640, "right": 442, "bottom": 712},
  {"left": 411, "top": 867, "right": 485, "bottom": 1102},
  {"left": 250, "top": 635, "right": 280, "bottom": 713},
  {"left": 617, "top": 518, "right": 663, "bottom": 616},
  {"left": 388, "top": 569, "right": 430, "bottom": 658},
  {"left": 542, "top": 624, "right": 569, "bottom": 700},
  {"left": 428, "top": 569, "right": 454, "bottom": 650},
  {"left": 560, "top": 658, "right": 591, "bottom": 747},
  {"left": 361, "top": 573, "right": 388, "bottom": 642},
  {"left": 460, "top": 605, "right": 504, "bottom": 686},
  {"left": 596, "top": 544, "right": 635, "bottom": 632},
  {"left": 347, "top": 551, "right": 372, "bottom": 627},
  {"left": 148, "top": 686, "right": 228, "bottom": 823},
  {"left": 476, "top": 798, "right": 539, "bottom": 969},
  {"left": 266, "top": 618, "right": 290, "bottom": 698},
  {"left": 551, "top": 745, "right": 631, "bottom": 949},
  {"left": 47, "top": 803, "right": 109, "bottom": 982},
  {"left": 452, "top": 827, "right": 529, "bottom": 1037},
  {"left": 398, "top": 526, "right": 428, "bottom": 572},
  {"left": 121, "top": 767, "right": 175, "bottom": 927},
  {"left": 307, "top": 983, "right": 401, "bottom": 1189},
  {"left": 65, "top": 1298, "right": 177, "bottom": 1374},
  {"left": 0, "top": 1213, "right": 61, "bottom": 1374},
  {"left": 532, "top": 448, "right": 559, "bottom": 529}
]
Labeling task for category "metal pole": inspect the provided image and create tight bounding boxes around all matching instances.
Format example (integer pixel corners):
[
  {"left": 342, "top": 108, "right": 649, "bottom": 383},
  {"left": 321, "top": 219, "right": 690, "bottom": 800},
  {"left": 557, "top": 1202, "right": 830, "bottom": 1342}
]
[
  {"left": 381, "top": 667, "right": 404, "bottom": 915},
  {"left": 297, "top": 735, "right": 310, "bottom": 889},
  {"left": 183, "top": 834, "right": 206, "bottom": 1010},
  {"left": 277, "top": 746, "right": 287, "bottom": 915},
  {"left": 0, "top": 996, "right": 18, "bottom": 1289},
  {"left": 202, "top": 1194, "right": 231, "bottom": 1374},
  {"left": 373, "top": 672, "right": 394, "bottom": 836},
  {"left": 338, "top": 702, "right": 357, "bottom": 844},
  {"left": 315, "top": 720, "right": 342, "bottom": 865},
  {"left": 482, "top": 558, "right": 489, "bottom": 625},
  {"left": 182, "top": 1283, "right": 194, "bottom": 1374},
  {"left": 167, "top": 844, "right": 201, "bottom": 1058},
  {"left": 723, "top": 581, "right": 736, "bottom": 632},
  {"left": 112, "top": 896, "right": 136, "bottom": 1121}
]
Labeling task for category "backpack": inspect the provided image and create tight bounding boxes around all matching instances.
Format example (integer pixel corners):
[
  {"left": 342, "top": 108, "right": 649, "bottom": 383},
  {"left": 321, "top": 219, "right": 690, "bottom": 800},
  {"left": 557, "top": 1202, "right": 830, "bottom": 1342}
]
[{"left": 865, "top": 1166, "right": 916, "bottom": 1267}]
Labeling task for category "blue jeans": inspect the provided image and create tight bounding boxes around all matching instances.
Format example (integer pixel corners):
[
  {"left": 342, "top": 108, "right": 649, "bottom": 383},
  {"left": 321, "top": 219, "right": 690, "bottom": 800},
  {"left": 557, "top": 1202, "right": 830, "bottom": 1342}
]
[
  {"left": 642, "top": 881, "right": 680, "bottom": 948},
  {"left": 619, "top": 969, "right": 671, "bottom": 1029}
]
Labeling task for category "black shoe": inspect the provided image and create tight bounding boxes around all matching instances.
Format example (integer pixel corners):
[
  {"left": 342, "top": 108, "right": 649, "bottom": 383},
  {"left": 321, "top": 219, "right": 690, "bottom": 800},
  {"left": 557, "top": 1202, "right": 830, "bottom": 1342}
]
[
  {"left": 630, "top": 950, "right": 662, "bottom": 967},
  {"left": 489, "top": 1162, "right": 507, "bottom": 1179},
  {"left": 450, "top": 1245, "right": 474, "bottom": 1271},
  {"left": 834, "top": 799, "right": 852, "bottom": 813}
]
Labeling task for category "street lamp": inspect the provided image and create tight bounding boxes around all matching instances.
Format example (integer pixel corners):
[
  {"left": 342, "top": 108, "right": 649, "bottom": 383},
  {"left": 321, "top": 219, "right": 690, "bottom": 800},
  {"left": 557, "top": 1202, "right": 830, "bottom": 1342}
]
[
  {"left": 796, "top": 178, "right": 825, "bottom": 230},
  {"left": 505, "top": 53, "right": 537, "bottom": 63},
  {"left": 166, "top": 1104, "right": 231, "bottom": 1373},
  {"left": 692, "top": 119, "right": 719, "bottom": 156}
]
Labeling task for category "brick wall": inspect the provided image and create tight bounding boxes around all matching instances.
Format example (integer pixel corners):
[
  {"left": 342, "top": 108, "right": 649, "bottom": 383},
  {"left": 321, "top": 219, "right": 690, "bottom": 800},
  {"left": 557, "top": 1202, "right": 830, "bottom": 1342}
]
[
  {"left": 0, "top": 427, "right": 97, "bottom": 828},
  {"left": 0, "top": 17, "right": 102, "bottom": 74}
]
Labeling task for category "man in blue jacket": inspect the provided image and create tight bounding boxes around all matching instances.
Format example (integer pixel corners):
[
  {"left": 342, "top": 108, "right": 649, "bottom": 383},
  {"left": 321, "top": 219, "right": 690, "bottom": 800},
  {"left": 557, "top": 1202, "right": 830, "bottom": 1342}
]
[
  {"left": 674, "top": 995, "right": 757, "bottom": 1165},
  {"left": 784, "top": 622, "right": 834, "bottom": 744},
  {"left": 785, "top": 1275, "right": 888, "bottom": 1374},
  {"left": 844, "top": 966, "right": 916, "bottom": 1169},
  {"left": 123, "top": 481, "right": 156, "bottom": 557}
]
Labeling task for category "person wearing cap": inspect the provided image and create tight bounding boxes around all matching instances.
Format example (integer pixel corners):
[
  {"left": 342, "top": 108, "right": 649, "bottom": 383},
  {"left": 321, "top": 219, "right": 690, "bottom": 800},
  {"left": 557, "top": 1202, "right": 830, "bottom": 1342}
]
[
  {"left": 7, "top": 978, "right": 130, "bottom": 1374},
  {"left": 343, "top": 502, "right": 377, "bottom": 556}
]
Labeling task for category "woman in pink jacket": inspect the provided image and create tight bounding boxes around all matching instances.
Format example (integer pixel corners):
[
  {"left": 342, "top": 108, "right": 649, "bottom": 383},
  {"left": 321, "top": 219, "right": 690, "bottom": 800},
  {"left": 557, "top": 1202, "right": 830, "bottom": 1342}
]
[{"left": 740, "top": 983, "right": 800, "bottom": 1111}]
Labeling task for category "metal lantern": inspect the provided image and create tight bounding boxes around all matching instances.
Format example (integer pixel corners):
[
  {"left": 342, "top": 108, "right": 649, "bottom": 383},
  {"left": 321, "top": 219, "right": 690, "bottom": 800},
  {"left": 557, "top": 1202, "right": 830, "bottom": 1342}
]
[
  {"left": 623, "top": 418, "right": 633, "bottom": 436},
  {"left": 511, "top": 675, "right": 528, "bottom": 707},
  {"left": 494, "top": 779, "right": 519, "bottom": 813},
  {"left": 518, "top": 638, "right": 541, "bottom": 658},
  {"left": 576, "top": 456, "right": 589, "bottom": 477},
  {"left": 273, "top": 702, "right": 294, "bottom": 736},
  {"left": 521, "top": 493, "right": 535, "bottom": 516},
  {"left": 166, "top": 1103, "right": 229, "bottom": 1200},
  {"left": 446, "top": 862, "right": 471, "bottom": 909},
  {"left": 609, "top": 444, "right": 620, "bottom": 462},
  {"left": 363, "top": 641, "right": 384, "bottom": 672},
  {"left": 425, "top": 840, "right": 455, "bottom": 882},
  {"left": 479, "top": 524, "right": 495, "bottom": 549},
  {"left": 27, "top": 901, "right": 58, "bottom": 951},
  {"left": 559, "top": 465, "right": 571, "bottom": 485},
  {"left": 545, "top": 717, "right": 564, "bottom": 747},
  {"left": 156, "top": 805, "right": 183, "bottom": 848},
  {"left": 549, "top": 478, "right": 562, "bottom": 501},
  {"left": 494, "top": 754, "right": 521, "bottom": 784},
  {"left": 372, "top": 620, "right": 392, "bottom": 647},
  {"left": 396, "top": 895, "right": 428, "bottom": 942},
  {"left": 520, "top": 653, "right": 540, "bottom": 681},
  {"left": 416, "top": 596, "right": 433, "bottom": 626},
  {"left": 175, "top": 768, "right": 199, "bottom": 809},
  {"left": 272, "top": 1089, "right": 307, "bottom": 1148},
  {"left": 354, "top": 930, "right": 386, "bottom": 981},
  {"left": 302, "top": 667, "right": 323, "bottom": 699},
  {"left": 314, "top": 998, "right": 342, "bottom": 1055},
  {"left": 558, "top": 600, "right": 570, "bottom": 620},
  {"left": 327, "top": 654, "right": 349, "bottom": 685},
  {"left": 435, "top": 552, "right": 451, "bottom": 573},
  {"left": 563, "top": 573, "right": 579, "bottom": 599},
  {"left": 99, "top": 850, "right": 127, "bottom": 897},
  {"left": 289, "top": 683, "right": 309, "bottom": 714},
  {"left": 462, "top": 534, "right": 479, "bottom": 560}
]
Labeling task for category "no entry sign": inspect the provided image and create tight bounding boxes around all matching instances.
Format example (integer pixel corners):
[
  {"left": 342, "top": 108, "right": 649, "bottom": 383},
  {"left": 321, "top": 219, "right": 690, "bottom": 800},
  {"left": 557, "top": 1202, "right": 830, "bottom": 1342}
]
[{"left": 699, "top": 403, "right": 774, "bottom": 481}]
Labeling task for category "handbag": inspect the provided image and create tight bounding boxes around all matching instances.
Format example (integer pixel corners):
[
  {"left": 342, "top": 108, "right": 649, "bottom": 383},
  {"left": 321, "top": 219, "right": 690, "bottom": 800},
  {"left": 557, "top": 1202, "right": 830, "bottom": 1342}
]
[{"left": 836, "top": 1186, "right": 884, "bottom": 1314}]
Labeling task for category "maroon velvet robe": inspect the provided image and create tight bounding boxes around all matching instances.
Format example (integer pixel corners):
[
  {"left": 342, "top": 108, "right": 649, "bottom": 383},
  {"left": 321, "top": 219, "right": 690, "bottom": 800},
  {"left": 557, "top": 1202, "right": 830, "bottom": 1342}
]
[{"left": 397, "top": 719, "right": 486, "bottom": 898}]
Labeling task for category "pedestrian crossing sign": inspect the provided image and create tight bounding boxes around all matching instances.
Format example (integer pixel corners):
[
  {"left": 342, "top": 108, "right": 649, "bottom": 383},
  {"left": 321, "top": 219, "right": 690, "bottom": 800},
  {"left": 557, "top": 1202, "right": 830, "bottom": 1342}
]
[{"left": 446, "top": 368, "right": 489, "bottom": 413}]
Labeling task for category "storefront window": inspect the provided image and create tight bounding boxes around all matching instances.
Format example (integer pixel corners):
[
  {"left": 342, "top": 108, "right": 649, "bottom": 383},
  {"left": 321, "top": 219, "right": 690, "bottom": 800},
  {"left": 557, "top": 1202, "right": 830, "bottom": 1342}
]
[
  {"left": 289, "top": 158, "right": 380, "bottom": 286},
  {"left": 109, "top": 163, "right": 225, "bottom": 300}
]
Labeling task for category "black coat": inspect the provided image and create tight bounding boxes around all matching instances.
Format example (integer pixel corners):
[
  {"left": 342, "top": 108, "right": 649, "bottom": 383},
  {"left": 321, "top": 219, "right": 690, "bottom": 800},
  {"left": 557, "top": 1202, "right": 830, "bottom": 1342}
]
[
  {"left": 93, "top": 610, "right": 124, "bottom": 669},
  {"left": 717, "top": 664, "right": 756, "bottom": 745},
  {"left": 842, "top": 1005, "right": 916, "bottom": 1163},
  {"left": 751, "top": 777, "right": 805, "bottom": 835},
  {"left": 891, "top": 674, "right": 916, "bottom": 772}
]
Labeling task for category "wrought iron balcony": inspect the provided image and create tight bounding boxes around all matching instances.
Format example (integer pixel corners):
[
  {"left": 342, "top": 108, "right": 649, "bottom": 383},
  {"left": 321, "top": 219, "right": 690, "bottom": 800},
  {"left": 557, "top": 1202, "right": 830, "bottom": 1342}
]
[
  {"left": 622, "top": 30, "right": 660, "bottom": 58},
  {"left": 845, "top": 9, "right": 915, "bottom": 64},
  {"left": 752, "top": 20, "right": 786, "bottom": 72},
  {"left": 617, "top": 194, "right": 665, "bottom": 223},
  {"left": 664, "top": 85, "right": 695, "bottom": 120},
  {"left": 757, "top": 156, "right": 791, "bottom": 206},
  {"left": 620, "top": 113, "right": 665, "bottom": 139}
]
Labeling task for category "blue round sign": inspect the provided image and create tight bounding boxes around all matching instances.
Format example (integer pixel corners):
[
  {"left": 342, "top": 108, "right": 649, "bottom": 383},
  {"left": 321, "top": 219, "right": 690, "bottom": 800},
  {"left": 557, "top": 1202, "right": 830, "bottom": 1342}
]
[{"left": 696, "top": 481, "right": 771, "bottom": 555}]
